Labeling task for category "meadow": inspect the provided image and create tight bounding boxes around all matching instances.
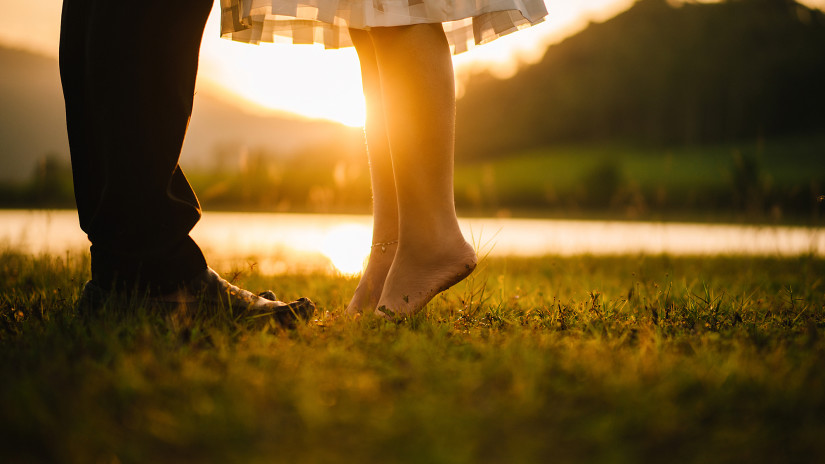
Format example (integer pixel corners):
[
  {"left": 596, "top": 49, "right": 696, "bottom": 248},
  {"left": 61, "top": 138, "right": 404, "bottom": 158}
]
[
  {"left": 453, "top": 136, "right": 825, "bottom": 221},
  {"left": 6, "top": 135, "right": 824, "bottom": 225},
  {"left": 1, "top": 249, "right": 824, "bottom": 463}
]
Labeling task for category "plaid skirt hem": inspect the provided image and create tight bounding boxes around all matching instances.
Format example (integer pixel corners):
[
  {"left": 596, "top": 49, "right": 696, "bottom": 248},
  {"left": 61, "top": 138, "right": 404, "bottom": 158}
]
[{"left": 220, "top": 0, "right": 548, "bottom": 54}]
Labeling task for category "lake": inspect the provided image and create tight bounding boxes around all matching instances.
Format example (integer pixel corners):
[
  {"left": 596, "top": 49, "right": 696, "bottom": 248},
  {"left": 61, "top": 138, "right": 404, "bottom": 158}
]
[{"left": 1, "top": 210, "right": 822, "bottom": 274}]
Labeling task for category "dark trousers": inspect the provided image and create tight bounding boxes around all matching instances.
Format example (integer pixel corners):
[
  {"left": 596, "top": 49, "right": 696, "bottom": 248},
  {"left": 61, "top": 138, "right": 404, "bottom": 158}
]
[{"left": 59, "top": 0, "right": 214, "bottom": 293}]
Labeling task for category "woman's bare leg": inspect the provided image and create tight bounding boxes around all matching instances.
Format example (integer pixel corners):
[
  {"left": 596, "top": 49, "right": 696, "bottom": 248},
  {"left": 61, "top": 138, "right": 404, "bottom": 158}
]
[
  {"left": 369, "top": 24, "right": 477, "bottom": 316},
  {"left": 346, "top": 28, "right": 399, "bottom": 314}
]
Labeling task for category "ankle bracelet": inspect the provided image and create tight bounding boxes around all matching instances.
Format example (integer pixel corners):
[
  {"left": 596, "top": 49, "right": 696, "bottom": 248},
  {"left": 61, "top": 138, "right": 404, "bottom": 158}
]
[{"left": 371, "top": 240, "right": 398, "bottom": 253}]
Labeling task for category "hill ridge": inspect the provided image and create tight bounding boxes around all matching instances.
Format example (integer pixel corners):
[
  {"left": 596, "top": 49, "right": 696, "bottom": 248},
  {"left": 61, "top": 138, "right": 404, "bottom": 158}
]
[
  {"left": 0, "top": 44, "right": 352, "bottom": 183},
  {"left": 456, "top": 0, "right": 825, "bottom": 159}
]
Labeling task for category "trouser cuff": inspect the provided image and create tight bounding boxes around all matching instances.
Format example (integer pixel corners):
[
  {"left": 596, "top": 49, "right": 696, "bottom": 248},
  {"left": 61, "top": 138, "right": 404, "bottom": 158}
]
[{"left": 90, "top": 236, "right": 207, "bottom": 295}]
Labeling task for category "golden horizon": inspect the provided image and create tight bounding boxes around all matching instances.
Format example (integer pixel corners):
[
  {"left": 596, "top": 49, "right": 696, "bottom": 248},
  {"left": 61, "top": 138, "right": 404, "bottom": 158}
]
[
  {"left": 4, "top": 0, "right": 824, "bottom": 126},
  {"left": 195, "top": 0, "right": 637, "bottom": 127}
]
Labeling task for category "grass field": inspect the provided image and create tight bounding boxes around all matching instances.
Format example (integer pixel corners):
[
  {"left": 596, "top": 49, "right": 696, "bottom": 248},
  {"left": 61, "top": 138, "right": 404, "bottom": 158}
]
[
  {"left": 1, "top": 250, "right": 824, "bottom": 463},
  {"left": 5, "top": 135, "right": 824, "bottom": 224},
  {"left": 454, "top": 136, "right": 825, "bottom": 221}
]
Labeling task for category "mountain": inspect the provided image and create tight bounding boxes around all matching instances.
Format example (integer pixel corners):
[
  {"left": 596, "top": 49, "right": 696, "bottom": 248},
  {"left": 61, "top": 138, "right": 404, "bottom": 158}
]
[
  {"left": 183, "top": 89, "right": 356, "bottom": 169},
  {"left": 0, "top": 45, "right": 353, "bottom": 183},
  {"left": 0, "top": 46, "right": 68, "bottom": 182},
  {"left": 455, "top": 0, "right": 825, "bottom": 159}
]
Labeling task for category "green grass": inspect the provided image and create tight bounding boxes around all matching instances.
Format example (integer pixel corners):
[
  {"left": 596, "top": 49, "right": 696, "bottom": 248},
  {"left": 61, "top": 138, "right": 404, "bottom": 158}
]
[
  {"left": 6, "top": 136, "right": 824, "bottom": 223},
  {"left": 454, "top": 136, "right": 825, "bottom": 221},
  {"left": 1, "top": 250, "right": 824, "bottom": 463}
]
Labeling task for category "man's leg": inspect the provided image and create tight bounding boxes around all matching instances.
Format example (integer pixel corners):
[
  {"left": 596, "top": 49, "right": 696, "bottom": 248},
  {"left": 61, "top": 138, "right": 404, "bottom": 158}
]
[
  {"left": 61, "top": 0, "right": 315, "bottom": 324},
  {"left": 60, "top": 0, "right": 212, "bottom": 294}
]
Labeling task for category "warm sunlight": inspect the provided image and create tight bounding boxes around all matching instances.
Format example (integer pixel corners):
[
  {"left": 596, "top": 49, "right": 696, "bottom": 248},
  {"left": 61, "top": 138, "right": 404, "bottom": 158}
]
[
  {"left": 5, "top": 0, "right": 824, "bottom": 127},
  {"left": 0, "top": 0, "right": 706, "bottom": 127},
  {"left": 194, "top": 0, "right": 637, "bottom": 127},
  {"left": 319, "top": 223, "right": 373, "bottom": 275},
  {"left": 198, "top": 8, "right": 368, "bottom": 127}
]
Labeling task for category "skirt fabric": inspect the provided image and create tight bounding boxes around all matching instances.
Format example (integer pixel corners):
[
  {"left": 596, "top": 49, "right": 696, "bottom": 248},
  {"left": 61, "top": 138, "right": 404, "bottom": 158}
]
[{"left": 220, "top": 0, "right": 548, "bottom": 54}]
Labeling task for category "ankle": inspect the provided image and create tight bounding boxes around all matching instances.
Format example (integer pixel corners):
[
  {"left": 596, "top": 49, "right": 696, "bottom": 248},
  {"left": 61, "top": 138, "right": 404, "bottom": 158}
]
[
  {"left": 371, "top": 239, "right": 399, "bottom": 254},
  {"left": 400, "top": 228, "right": 466, "bottom": 250}
]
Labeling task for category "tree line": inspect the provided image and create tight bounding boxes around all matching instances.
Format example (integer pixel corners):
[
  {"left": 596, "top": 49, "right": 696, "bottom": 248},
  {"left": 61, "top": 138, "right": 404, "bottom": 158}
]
[{"left": 456, "top": 0, "right": 825, "bottom": 160}]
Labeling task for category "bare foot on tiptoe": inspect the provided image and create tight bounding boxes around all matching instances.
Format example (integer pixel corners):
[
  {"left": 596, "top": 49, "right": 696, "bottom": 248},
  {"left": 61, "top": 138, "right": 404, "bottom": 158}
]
[
  {"left": 346, "top": 241, "right": 397, "bottom": 315},
  {"left": 376, "top": 236, "right": 477, "bottom": 318}
]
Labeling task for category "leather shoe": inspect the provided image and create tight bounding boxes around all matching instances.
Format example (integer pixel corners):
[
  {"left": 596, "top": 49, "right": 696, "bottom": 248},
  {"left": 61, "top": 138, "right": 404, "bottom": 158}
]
[{"left": 77, "top": 267, "right": 315, "bottom": 327}]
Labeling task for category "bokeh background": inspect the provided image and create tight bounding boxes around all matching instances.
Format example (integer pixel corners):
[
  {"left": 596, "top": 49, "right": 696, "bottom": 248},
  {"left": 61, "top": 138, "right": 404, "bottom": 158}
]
[{"left": 1, "top": 0, "right": 824, "bottom": 223}]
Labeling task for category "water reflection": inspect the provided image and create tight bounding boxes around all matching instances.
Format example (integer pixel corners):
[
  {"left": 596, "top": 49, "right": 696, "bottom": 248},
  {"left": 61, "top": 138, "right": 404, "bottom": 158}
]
[
  {"left": 319, "top": 224, "right": 372, "bottom": 275},
  {"left": 1, "top": 210, "right": 822, "bottom": 275}
]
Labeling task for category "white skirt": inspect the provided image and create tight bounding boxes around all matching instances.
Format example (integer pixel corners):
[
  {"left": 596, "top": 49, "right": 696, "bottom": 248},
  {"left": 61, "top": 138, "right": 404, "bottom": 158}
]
[{"left": 220, "top": 0, "right": 548, "bottom": 54}]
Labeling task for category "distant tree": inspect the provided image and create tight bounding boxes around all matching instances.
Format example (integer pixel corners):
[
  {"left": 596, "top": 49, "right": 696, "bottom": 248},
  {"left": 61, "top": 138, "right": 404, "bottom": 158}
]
[{"left": 26, "top": 154, "right": 75, "bottom": 207}]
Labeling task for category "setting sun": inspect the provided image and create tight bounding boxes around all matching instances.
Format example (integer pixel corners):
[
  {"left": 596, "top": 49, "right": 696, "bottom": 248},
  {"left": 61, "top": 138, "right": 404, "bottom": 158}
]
[
  {"left": 194, "top": 0, "right": 639, "bottom": 127},
  {"left": 4, "top": 0, "right": 825, "bottom": 129},
  {"left": 192, "top": 0, "right": 663, "bottom": 126},
  {"left": 198, "top": 8, "right": 368, "bottom": 126},
  {"left": 0, "top": 0, "right": 688, "bottom": 128}
]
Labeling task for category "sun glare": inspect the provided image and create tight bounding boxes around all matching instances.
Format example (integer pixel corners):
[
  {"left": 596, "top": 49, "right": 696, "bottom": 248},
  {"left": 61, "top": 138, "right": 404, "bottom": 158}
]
[
  {"left": 195, "top": 1, "right": 643, "bottom": 126},
  {"left": 197, "top": 3, "right": 560, "bottom": 127},
  {"left": 198, "top": 6, "right": 367, "bottom": 127},
  {"left": 319, "top": 224, "right": 372, "bottom": 275}
]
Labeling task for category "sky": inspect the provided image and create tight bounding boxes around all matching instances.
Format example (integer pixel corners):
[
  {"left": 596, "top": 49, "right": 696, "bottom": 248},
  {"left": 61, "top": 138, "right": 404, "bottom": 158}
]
[{"left": 2, "top": 0, "right": 824, "bottom": 126}]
